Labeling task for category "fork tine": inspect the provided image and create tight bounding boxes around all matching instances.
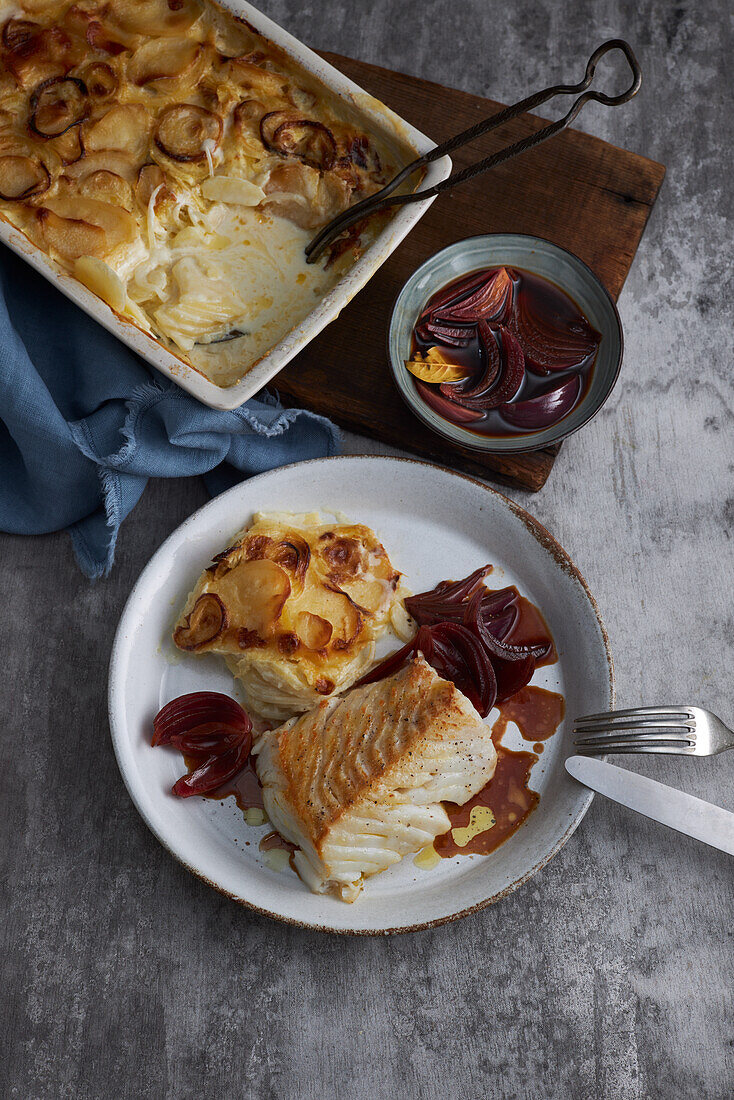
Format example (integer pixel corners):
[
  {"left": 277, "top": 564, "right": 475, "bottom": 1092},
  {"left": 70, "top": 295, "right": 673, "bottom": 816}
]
[
  {"left": 575, "top": 706, "right": 695, "bottom": 723},
  {"left": 574, "top": 730, "right": 695, "bottom": 746},
  {"left": 574, "top": 742, "right": 698, "bottom": 756},
  {"left": 572, "top": 720, "right": 695, "bottom": 736}
]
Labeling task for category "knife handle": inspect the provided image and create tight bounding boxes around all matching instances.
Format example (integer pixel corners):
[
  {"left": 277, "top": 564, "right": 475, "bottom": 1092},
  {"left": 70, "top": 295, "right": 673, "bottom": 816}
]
[{"left": 566, "top": 755, "right": 734, "bottom": 858}]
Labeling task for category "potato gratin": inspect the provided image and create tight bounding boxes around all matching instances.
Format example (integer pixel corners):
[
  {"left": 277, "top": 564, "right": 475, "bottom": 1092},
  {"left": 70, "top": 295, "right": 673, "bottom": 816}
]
[
  {"left": 0, "top": 0, "right": 398, "bottom": 386},
  {"left": 173, "top": 512, "right": 406, "bottom": 720}
]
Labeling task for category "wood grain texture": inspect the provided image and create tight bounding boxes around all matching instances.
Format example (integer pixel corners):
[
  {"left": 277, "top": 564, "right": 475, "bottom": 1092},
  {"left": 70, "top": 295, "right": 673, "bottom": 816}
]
[{"left": 276, "top": 52, "right": 665, "bottom": 491}]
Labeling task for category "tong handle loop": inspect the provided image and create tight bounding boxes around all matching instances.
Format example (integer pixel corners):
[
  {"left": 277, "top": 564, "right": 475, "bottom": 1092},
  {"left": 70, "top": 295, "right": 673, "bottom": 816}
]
[
  {"left": 421, "top": 39, "right": 641, "bottom": 170},
  {"left": 584, "top": 38, "right": 642, "bottom": 106},
  {"left": 305, "top": 39, "right": 642, "bottom": 263}
]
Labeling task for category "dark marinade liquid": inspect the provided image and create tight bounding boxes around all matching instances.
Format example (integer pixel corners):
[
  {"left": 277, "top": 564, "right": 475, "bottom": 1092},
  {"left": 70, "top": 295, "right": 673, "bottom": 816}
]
[
  {"left": 213, "top": 757, "right": 264, "bottom": 811},
  {"left": 412, "top": 266, "right": 598, "bottom": 437},
  {"left": 183, "top": 755, "right": 265, "bottom": 811},
  {"left": 436, "top": 589, "right": 564, "bottom": 857}
]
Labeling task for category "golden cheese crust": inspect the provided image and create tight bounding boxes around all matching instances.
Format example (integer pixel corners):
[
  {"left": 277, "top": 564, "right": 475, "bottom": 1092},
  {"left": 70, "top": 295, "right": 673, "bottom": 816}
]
[
  {"left": 173, "top": 512, "right": 402, "bottom": 718},
  {"left": 0, "top": 1, "right": 399, "bottom": 382}
]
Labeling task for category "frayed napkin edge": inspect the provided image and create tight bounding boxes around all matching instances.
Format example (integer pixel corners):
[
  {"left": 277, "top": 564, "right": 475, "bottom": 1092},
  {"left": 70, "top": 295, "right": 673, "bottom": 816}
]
[{"left": 66, "top": 380, "right": 340, "bottom": 579}]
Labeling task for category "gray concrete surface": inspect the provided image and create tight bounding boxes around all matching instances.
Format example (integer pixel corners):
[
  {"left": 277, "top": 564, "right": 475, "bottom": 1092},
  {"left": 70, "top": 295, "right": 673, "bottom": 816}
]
[{"left": 2, "top": 1, "right": 733, "bottom": 1097}]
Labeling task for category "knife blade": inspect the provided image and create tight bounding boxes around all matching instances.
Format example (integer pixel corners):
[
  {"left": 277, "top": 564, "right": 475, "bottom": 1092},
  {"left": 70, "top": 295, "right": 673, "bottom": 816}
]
[{"left": 566, "top": 755, "right": 734, "bottom": 857}]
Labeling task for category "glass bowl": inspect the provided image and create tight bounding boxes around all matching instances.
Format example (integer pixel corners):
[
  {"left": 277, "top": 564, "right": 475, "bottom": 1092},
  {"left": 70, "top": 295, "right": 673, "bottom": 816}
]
[{"left": 388, "top": 234, "right": 623, "bottom": 454}]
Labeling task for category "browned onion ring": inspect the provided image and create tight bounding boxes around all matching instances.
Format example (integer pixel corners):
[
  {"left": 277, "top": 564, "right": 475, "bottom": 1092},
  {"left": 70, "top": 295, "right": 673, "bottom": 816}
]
[
  {"left": 155, "top": 104, "right": 222, "bottom": 162},
  {"left": 2, "top": 18, "right": 38, "bottom": 51},
  {"left": 260, "top": 110, "right": 336, "bottom": 171},
  {"left": 81, "top": 62, "right": 118, "bottom": 98},
  {"left": 233, "top": 97, "right": 265, "bottom": 132},
  {"left": 0, "top": 154, "right": 50, "bottom": 201},
  {"left": 259, "top": 109, "right": 291, "bottom": 149},
  {"left": 270, "top": 119, "right": 336, "bottom": 171},
  {"left": 173, "top": 593, "right": 228, "bottom": 650},
  {"left": 29, "top": 76, "right": 88, "bottom": 138}
]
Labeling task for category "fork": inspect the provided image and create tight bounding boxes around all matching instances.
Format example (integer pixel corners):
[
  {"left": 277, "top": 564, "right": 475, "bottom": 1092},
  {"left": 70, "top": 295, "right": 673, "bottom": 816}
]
[{"left": 573, "top": 706, "right": 734, "bottom": 757}]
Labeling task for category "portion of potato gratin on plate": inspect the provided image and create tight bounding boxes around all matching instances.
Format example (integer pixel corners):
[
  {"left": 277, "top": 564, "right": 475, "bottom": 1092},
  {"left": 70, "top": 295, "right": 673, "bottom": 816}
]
[
  {"left": 172, "top": 511, "right": 408, "bottom": 720},
  {"left": 163, "top": 510, "right": 557, "bottom": 904},
  {"left": 0, "top": 0, "right": 399, "bottom": 386}
]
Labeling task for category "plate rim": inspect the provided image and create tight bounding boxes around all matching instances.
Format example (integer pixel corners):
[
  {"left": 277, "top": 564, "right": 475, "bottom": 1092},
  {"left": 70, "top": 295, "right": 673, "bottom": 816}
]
[{"left": 108, "top": 455, "right": 614, "bottom": 935}]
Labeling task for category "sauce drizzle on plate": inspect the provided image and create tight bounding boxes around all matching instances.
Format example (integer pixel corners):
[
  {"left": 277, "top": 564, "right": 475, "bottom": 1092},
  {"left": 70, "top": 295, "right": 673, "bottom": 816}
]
[
  {"left": 435, "top": 593, "right": 564, "bottom": 858},
  {"left": 211, "top": 757, "right": 264, "bottom": 811},
  {"left": 436, "top": 742, "right": 539, "bottom": 858}
]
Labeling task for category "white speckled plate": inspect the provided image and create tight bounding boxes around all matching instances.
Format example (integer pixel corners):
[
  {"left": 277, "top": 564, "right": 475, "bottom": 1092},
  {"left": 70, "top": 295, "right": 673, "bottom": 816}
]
[{"left": 108, "top": 457, "right": 613, "bottom": 934}]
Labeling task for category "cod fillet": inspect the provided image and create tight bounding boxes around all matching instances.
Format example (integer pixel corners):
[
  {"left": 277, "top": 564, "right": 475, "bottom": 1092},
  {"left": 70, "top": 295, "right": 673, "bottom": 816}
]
[{"left": 253, "top": 655, "right": 497, "bottom": 901}]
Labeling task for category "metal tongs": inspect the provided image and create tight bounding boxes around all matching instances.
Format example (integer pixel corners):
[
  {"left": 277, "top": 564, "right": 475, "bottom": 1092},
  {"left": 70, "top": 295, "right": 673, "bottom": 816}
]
[{"left": 305, "top": 39, "right": 642, "bottom": 263}]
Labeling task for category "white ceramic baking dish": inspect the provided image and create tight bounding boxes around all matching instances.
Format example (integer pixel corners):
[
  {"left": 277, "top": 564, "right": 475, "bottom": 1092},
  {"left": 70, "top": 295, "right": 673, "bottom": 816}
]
[{"left": 0, "top": 1, "right": 451, "bottom": 410}]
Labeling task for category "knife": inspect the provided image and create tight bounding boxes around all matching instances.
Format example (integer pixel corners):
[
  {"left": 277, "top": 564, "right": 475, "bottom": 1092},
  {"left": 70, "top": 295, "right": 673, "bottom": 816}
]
[{"left": 566, "top": 755, "right": 734, "bottom": 857}]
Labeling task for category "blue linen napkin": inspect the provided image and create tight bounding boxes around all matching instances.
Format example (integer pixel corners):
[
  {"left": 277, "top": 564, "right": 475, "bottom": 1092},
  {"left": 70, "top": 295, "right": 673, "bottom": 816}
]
[{"left": 0, "top": 248, "right": 339, "bottom": 578}]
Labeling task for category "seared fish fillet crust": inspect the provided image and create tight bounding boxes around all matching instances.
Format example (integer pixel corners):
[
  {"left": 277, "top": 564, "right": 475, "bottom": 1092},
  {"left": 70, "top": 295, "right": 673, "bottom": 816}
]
[{"left": 253, "top": 655, "right": 497, "bottom": 901}]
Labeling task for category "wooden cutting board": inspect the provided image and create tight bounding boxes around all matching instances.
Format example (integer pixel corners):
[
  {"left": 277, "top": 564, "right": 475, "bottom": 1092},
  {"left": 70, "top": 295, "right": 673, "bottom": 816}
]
[{"left": 276, "top": 52, "right": 666, "bottom": 491}]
